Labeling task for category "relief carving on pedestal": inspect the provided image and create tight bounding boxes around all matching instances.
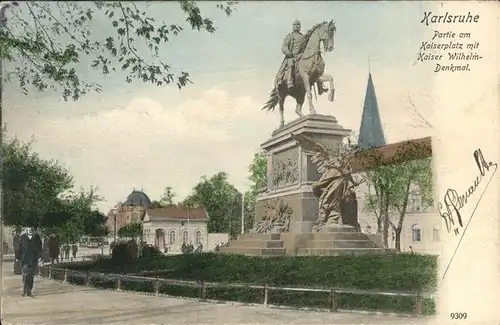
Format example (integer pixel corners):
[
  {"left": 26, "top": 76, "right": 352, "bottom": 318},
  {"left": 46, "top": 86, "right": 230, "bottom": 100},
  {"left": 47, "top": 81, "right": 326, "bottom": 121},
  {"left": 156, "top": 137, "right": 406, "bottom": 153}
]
[
  {"left": 252, "top": 198, "right": 293, "bottom": 234},
  {"left": 272, "top": 159, "right": 299, "bottom": 187}
]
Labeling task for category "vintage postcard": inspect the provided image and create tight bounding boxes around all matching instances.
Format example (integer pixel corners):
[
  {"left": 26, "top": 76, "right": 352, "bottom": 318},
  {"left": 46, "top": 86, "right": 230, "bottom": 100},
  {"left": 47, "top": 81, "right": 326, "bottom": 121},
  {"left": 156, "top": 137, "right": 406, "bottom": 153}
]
[{"left": 1, "top": 1, "right": 498, "bottom": 324}]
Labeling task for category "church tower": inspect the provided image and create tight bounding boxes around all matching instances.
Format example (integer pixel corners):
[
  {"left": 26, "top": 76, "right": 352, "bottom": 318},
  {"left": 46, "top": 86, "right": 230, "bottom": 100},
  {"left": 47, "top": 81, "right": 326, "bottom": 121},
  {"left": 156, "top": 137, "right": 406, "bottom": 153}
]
[{"left": 357, "top": 72, "right": 386, "bottom": 150}]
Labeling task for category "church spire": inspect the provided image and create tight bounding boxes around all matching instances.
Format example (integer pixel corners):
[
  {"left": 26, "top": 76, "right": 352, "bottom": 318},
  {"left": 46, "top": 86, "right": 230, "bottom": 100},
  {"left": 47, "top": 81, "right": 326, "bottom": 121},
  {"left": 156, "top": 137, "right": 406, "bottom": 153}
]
[{"left": 358, "top": 72, "right": 386, "bottom": 150}]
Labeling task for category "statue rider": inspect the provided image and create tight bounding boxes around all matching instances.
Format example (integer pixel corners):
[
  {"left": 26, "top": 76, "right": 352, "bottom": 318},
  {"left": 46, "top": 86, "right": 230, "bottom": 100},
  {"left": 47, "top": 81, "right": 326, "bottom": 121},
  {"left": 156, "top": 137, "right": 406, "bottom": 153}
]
[
  {"left": 281, "top": 20, "right": 303, "bottom": 89},
  {"left": 280, "top": 20, "right": 329, "bottom": 94}
]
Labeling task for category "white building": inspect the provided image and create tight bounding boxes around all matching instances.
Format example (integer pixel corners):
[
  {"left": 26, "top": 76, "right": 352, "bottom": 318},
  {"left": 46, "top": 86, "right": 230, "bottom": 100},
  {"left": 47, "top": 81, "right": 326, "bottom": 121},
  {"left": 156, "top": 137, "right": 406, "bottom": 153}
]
[{"left": 142, "top": 207, "right": 209, "bottom": 253}]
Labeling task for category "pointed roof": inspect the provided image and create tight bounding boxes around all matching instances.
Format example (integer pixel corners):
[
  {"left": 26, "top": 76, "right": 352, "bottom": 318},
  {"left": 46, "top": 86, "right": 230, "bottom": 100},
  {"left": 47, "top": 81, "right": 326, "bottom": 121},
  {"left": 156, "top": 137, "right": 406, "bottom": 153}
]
[{"left": 358, "top": 73, "right": 386, "bottom": 150}]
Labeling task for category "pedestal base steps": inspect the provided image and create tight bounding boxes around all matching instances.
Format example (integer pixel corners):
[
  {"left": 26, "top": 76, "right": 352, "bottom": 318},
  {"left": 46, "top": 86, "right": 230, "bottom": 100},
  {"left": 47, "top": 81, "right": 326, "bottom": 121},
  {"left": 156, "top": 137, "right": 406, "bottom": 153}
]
[{"left": 220, "top": 227, "right": 391, "bottom": 257}]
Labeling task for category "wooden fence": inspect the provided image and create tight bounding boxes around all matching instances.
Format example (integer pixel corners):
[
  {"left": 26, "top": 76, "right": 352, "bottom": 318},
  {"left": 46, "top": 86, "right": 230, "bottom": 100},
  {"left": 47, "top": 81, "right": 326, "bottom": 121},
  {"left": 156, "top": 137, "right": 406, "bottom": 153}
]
[{"left": 38, "top": 265, "right": 433, "bottom": 315}]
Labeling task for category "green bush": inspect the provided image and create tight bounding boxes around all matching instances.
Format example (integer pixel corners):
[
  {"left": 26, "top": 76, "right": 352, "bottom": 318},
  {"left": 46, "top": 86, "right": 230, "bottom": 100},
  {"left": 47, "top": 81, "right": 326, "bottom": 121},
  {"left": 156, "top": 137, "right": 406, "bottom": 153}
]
[
  {"left": 141, "top": 245, "right": 163, "bottom": 259},
  {"left": 67, "top": 252, "right": 437, "bottom": 314}
]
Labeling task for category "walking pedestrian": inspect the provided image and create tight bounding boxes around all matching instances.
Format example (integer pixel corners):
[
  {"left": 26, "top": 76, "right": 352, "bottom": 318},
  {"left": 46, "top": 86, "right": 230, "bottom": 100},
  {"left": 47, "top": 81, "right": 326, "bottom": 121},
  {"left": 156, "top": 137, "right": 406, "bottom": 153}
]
[
  {"left": 71, "top": 244, "right": 78, "bottom": 260},
  {"left": 48, "top": 234, "right": 59, "bottom": 264},
  {"left": 18, "top": 227, "right": 42, "bottom": 297},
  {"left": 59, "top": 244, "right": 64, "bottom": 262},
  {"left": 64, "top": 244, "right": 70, "bottom": 260}
]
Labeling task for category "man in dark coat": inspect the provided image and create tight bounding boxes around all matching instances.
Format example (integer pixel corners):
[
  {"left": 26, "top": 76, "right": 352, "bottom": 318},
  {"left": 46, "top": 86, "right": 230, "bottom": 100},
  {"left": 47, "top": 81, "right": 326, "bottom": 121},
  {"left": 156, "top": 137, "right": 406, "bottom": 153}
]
[
  {"left": 48, "top": 234, "right": 59, "bottom": 264},
  {"left": 71, "top": 243, "right": 78, "bottom": 260},
  {"left": 18, "top": 227, "right": 42, "bottom": 297}
]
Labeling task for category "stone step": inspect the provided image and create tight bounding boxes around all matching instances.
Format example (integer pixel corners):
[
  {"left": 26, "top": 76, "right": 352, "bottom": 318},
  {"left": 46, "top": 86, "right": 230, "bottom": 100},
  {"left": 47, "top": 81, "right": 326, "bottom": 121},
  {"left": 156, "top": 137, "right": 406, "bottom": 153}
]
[
  {"left": 312, "top": 232, "right": 370, "bottom": 241},
  {"left": 319, "top": 225, "right": 358, "bottom": 233},
  {"left": 238, "top": 233, "right": 281, "bottom": 241},
  {"left": 296, "top": 248, "right": 393, "bottom": 256},
  {"left": 305, "top": 239, "right": 379, "bottom": 249},
  {"left": 228, "top": 239, "right": 284, "bottom": 249},
  {"left": 220, "top": 246, "right": 286, "bottom": 256}
]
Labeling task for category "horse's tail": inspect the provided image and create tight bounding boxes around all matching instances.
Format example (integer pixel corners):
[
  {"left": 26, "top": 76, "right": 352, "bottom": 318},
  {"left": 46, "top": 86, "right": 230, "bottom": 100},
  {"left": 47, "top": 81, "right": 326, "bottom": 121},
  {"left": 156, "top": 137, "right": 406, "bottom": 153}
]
[{"left": 261, "top": 87, "right": 279, "bottom": 112}]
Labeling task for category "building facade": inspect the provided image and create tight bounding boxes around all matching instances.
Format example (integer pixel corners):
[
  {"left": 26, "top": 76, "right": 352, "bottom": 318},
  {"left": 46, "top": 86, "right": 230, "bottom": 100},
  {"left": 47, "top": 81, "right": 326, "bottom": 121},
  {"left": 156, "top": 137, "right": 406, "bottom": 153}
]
[
  {"left": 106, "top": 190, "right": 152, "bottom": 236},
  {"left": 106, "top": 189, "right": 217, "bottom": 253},
  {"left": 142, "top": 207, "right": 209, "bottom": 253}
]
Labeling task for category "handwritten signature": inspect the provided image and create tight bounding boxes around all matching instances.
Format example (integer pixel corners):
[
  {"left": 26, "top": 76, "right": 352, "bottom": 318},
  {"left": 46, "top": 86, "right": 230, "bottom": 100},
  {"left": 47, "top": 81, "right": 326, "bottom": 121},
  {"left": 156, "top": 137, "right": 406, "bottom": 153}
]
[
  {"left": 438, "top": 148, "right": 498, "bottom": 235},
  {"left": 440, "top": 149, "right": 498, "bottom": 280}
]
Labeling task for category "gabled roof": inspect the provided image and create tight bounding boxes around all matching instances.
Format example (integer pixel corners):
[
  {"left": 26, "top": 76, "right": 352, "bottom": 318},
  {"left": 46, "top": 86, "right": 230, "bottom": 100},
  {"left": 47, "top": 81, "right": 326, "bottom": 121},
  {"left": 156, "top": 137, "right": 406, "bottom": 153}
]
[{"left": 144, "top": 207, "right": 208, "bottom": 222}]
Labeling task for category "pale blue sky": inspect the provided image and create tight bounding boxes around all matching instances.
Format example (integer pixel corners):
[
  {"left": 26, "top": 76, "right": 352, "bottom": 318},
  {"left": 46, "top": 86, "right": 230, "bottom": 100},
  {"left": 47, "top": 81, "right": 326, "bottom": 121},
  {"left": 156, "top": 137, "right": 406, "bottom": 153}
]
[{"left": 4, "top": 1, "right": 437, "bottom": 211}]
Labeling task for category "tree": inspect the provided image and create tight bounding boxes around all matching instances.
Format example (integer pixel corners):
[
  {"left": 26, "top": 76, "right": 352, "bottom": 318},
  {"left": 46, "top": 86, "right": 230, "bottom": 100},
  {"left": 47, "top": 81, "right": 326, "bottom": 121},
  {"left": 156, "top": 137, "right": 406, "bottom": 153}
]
[
  {"left": 362, "top": 143, "right": 433, "bottom": 251},
  {"left": 185, "top": 172, "right": 241, "bottom": 237},
  {"left": 1, "top": 1, "right": 236, "bottom": 101},
  {"left": 2, "top": 132, "right": 105, "bottom": 241},
  {"left": 81, "top": 210, "right": 109, "bottom": 237},
  {"left": 42, "top": 187, "right": 106, "bottom": 242},
  {"left": 2, "top": 135, "right": 73, "bottom": 228},
  {"left": 244, "top": 151, "right": 267, "bottom": 232},
  {"left": 159, "top": 186, "right": 176, "bottom": 207},
  {"left": 117, "top": 222, "right": 141, "bottom": 238},
  {"left": 248, "top": 151, "right": 267, "bottom": 191}
]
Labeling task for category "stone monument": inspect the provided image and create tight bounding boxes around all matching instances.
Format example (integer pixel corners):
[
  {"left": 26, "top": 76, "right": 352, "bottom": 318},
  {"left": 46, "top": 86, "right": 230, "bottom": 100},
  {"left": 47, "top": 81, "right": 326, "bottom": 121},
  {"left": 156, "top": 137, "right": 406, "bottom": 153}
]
[
  {"left": 220, "top": 20, "right": 386, "bottom": 256},
  {"left": 221, "top": 114, "right": 387, "bottom": 256}
]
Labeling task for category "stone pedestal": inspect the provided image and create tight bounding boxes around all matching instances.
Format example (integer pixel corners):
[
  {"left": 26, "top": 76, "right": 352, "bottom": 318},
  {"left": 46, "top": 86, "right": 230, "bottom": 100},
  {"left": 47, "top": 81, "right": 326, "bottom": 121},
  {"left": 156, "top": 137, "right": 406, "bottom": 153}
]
[
  {"left": 255, "top": 114, "right": 351, "bottom": 233},
  {"left": 220, "top": 114, "right": 390, "bottom": 257}
]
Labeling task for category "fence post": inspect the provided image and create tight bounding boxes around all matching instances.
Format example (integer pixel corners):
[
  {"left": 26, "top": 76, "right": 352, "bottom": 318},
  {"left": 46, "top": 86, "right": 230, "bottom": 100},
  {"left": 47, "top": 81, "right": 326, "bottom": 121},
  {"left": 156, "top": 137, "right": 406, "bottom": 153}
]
[
  {"left": 116, "top": 275, "right": 122, "bottom": 291},
  {"left": 63, "top": 269, "right": 68, "bottom": 283},
  {"left": 415, "top": 293, "right": 423, "bottom": 315},
  {"left": 263, "top": 285, "right": 268, "bottom": 307},
  {"left": 155, "top": 276, "right": 160, "bottom": 296},
  {"left": 200, "top": 281, "right": 207, "bottom": 301},
  {"left": 85, "top": 271, "right": 90, "bottom": 287},
  {"left": 329, "top": 289, "right": 337, "bottom": 312},
  {"left": 48, "top": 266, "right": 52, "bottom": 279}
]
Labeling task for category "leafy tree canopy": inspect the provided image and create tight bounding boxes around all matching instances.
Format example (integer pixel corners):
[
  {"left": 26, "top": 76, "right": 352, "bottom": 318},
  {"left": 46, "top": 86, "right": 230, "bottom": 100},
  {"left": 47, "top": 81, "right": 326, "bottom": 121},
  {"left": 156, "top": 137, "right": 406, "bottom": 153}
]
[
  {"left": 118, "top": 222, "right": 141, "bottom": 238},
  {"left": 2, "top": 132, "right": 106, "bottom": 240},
  {"left": 243, "top": 151, "right": 267, "bottom": 232},
  {"left": 363, "top": 157, "right": 433, "bottom": 250},
  {"left": 185, "top": 172, "right": 241, "bottom": 235},
  {"left": 248, "top": 151, "right": 267, "bottom": 192},
  {"left": 2, "top": 134, "right": 73, "bottom": 228},
  {"left": 1, "top": 1, "right": 236, "bottom": 101}
]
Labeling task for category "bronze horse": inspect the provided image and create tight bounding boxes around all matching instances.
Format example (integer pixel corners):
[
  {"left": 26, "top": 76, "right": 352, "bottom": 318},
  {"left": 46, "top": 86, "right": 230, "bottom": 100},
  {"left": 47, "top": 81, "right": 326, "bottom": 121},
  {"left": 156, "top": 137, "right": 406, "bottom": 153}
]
[{"left": 262, "top": 21, "right": 337, "bottom": 128}]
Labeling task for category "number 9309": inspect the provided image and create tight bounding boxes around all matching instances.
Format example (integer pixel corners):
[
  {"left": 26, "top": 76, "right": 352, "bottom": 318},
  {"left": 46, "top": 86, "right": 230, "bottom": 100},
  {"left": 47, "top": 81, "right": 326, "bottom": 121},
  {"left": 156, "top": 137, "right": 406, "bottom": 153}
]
[{"left": 450, "top": 312, "right": 467, "bottom": 319}]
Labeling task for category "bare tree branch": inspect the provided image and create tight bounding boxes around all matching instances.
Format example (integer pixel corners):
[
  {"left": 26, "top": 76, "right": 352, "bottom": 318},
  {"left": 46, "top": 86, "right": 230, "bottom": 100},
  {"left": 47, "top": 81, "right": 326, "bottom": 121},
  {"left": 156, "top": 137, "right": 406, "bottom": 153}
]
[{"left": 408, "top": 95, "right": 433, "bottom": 128}]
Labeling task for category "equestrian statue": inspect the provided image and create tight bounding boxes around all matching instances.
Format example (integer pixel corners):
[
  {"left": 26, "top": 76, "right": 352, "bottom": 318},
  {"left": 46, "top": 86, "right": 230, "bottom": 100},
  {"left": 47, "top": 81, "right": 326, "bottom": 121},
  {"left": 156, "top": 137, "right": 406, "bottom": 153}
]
[{"left": 262, "top": 20, "right": 337, "bottom": 128}]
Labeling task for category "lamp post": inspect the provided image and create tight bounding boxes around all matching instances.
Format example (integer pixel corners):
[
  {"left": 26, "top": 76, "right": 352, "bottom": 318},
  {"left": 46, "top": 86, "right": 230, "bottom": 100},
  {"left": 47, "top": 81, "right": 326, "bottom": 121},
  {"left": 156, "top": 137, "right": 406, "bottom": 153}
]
[{"left": 113, "top": 209, "right": 117, "bottom": 243}]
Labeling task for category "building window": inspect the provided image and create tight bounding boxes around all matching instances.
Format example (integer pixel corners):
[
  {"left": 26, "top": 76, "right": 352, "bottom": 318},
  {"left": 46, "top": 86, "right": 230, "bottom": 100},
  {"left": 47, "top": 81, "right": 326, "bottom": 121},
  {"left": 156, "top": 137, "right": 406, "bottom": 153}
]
[
  {"left": 195, "top": 231, "right": 202, "bottom": 245},
  {"left": 168, "top": 231, "right": 176, "bottom": 245},
  {"left": 432, "top": 228, "right": 440, "bottom": 242},
  {"left": 411, "top": 225, "right": 421, "bottom": 242},
  {"left": 182, "top": 230, "right": 189, "bottom": 244},
  {"left": 411, "top": 198, "right": 417, "bottom": 211}
]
